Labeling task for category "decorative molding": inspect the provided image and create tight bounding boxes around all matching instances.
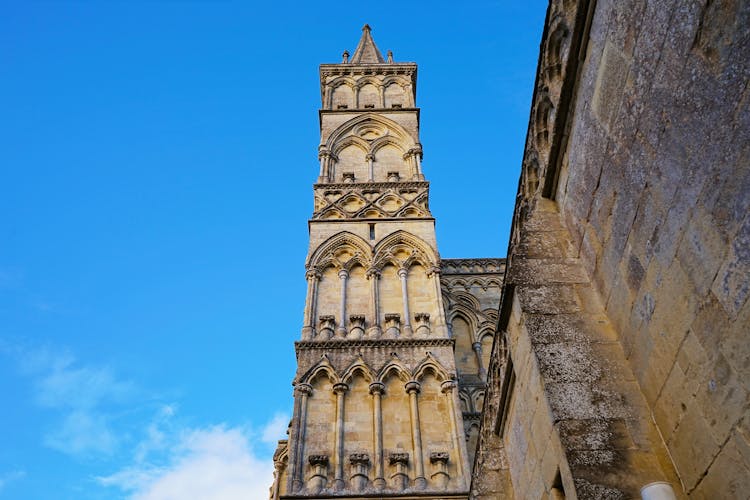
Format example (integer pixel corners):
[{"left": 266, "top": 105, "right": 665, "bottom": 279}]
[
  {"left": 295, "top": 338, "right": 454, "bottom": 350},
  {"left": 388, "top": 452, "right": 409, "bottom": 465},
  {"left": 308, "top": 454, "right": 329, "bottom": 466},
  {"left": 441, "top": 258, "right": 506, "bottom": 275},
  {"left": 349, "top": 453, "right": 370, "bottom": 465},
  {"left": 314, "top": 181, "right": 428, "bottom": 190}
]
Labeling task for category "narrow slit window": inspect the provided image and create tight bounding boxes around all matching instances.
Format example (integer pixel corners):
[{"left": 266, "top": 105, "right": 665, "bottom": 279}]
[{"left": 369, "top": 223, "right": 375, "bottom": 240}]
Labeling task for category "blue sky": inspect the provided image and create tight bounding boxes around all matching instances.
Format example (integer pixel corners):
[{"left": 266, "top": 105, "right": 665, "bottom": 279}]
[{"left": 0, "top": 2, "right": 546, "bottom": 498}]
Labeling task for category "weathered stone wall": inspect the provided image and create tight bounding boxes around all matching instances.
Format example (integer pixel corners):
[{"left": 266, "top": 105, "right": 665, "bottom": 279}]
[
  {"left": 554, "top": 0, "right": 750, "bottom": 496},
  {"left": 474, "top": 0, "right": 748, "bottom": 498},
  {"left": 441, "top": 259, "right": 505, "bottom": 468}
]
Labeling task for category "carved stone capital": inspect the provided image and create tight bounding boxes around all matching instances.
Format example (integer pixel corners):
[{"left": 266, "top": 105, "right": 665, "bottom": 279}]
[
  {"left": 397, "top": 268, "right": 408, "bottom": 279},
  {"left": 430, "top": 451, "right": 449, "bottom": 464},
  {"left": 333, "top": 382, "right": 349, "bottom": 395},
  {"left": 405, "top": 380, "right": 421, "bottom": 394},
  {"left": 384, "top": 313, "right": 401, "bottom": 325},
  {"left": 338, "top": 269, "right": 350, "bottom": 279},
  {"left": 426, "top": 265, "right": 442, "bottom": 277},
  {"left": 366, "top": 267, "right": 381, "bottom": 279},
  {"left": 308, "top": 454, "right": 329, "bottom": 466},
  {"left": 388, "top": 452, "right": 409, "bottom": 465},
  {"left": 305, "top": 269, "right": 321, "bottom": 280},
  {"left": 440, "top": 380, "right": 457, "bottom": 393},
  {"left": 369, "top": 382, "right": 385, "bottom": 395},
  {"left": 349, "top": 453, "right": 370, "bottom": 465},
  {"left": 472, "top": 341, "right": 482, "bottom": 352},
  {"left": 295, "top": 383, "right": 313, "bottom": 397}
]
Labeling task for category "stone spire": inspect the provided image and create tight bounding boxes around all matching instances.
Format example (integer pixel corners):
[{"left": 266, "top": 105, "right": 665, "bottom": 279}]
[{"left": 349, "top": 24, "right": 385, "bottom": 64}]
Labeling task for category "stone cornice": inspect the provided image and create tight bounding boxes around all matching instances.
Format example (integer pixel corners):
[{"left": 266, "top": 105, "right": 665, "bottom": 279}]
[
  {"left": 441, "top": 258, "right": 506, "bottom": 275},
  {"left": 295, "top": 338, "right": 454, "bottom": 351},
  {"left": 319, "top": 63, "right": 417, "bottom": 78},
  {"left": 314, "top": 181, "right": 429, "bottom": 190}
]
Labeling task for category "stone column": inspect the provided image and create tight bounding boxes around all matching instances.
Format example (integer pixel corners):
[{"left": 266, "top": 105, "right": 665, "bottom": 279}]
[
  {"left": 414, "top": 147, "right": 424, "bottom": 180},
  {"left": 441, "top": 379, "right": 467, "bottom": 489},
  {"left": 291, "top": 383, "right": 313, "bottom": 492},
  {"left": 302, "top": 270, "right": 319, "bottom": 340},
  {"left": 323, "top": 85, "right": 332, "bottom": 109},
  {"left": 378, "top": 85, "right": 385, "bottom": 108},
  {"left": 318, "top": 149, "right": 333, "bottom": 183},
  {"left": 405, "top": 381, "right": 426, "bottom": 489},
  {"left": 367, "top": 268, "right": 381, "bottom": 337},
  {"left": 473, "top": 342, "right": 487, "bottom": 379},
  {"left": 333, "top": 382, "right": 348, "bottom": 491},
  {"left": 398, "top": 268, "right": 413, "bottom": 336},
  {"left": 366, "top": 153, "right": 375, "bottom": 181},
  {"left": 337, "top": 269, "right": 349, "bottom": 337},
  {"left": 369, "top": 382, "right": 386, "bottom": 490},
  {"left": 428, "top": 266, "right": 449, "bottom": 337}
]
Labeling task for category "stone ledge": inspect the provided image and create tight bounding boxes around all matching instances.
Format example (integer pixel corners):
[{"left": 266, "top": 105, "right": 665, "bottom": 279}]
[
  {"left": 295, "top": 338, "right": 454, "bottom": 351},
  {"left": 314, "top": 181, "right": 429, "bottom": 190}
]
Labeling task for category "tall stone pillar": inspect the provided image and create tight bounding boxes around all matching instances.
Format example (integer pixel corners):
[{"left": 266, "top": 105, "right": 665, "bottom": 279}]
[
  {"left": 473, "top": 342, "right": 487, "bottom": 378},
  {"left": 441, "top": 379, "right": 467, "bottom": 488},
  {"left": 429, "top": 266, "right": 448, "bottom": 337},
  {"left": 369, "top": 381, "right": 386, "bottom": 490},
  {"left": 406, "top": 381, "right": 426, "bottom": 489},
  {"left": 302, "top": 270, "right": 319, "bottom": 340},
  {"left": 337, "top": 269, "right": 349, "bottom": 337},
  {"left": 367, "top": 268, "right": 381, "bottom": 337},
  {"left": 291, "top": 383, "right": 313, "bottom": 492},
  {"left": 333, "top": 382, "right": 348, "bottom": 491},
  {"left": 398, "top": 268, "right": 413, "bottom": 336}
]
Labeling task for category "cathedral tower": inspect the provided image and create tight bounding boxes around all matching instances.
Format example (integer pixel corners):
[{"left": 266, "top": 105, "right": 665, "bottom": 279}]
[{"left": 271, "top": 26, "right": 503, "bottom": 499}]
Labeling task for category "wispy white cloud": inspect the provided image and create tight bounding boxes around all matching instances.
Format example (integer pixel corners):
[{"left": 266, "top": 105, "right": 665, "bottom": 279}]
[
  {"left": 260, "top": 413, "right": 289, "bottom": 445},
  {"left": 0, "top": 470, "right": 26, "bottom": 493},
  {"left": 12, "top": 345, "right": 137, "bottom": 457},
  {"left": 3, "top": 341, "right": 290, "bottom": 498},
  {"left": 99, "top": 422, "right": 279, "bottom": 500}
]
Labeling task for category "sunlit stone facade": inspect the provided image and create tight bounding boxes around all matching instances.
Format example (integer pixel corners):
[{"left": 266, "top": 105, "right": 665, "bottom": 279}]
[{"left": 270, "top": 26, "right": 502, "bottom": 500}]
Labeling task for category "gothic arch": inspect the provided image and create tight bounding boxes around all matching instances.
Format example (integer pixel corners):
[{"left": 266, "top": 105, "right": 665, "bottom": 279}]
[
  {"left": 299, "top": 355, "right": 339, "bottom": 385},
  {"left": 381, "top": 75, "right": 410, "bottom": 87},
  {"left": 306, "top": 231, "right": 372, "bottom": 271},
  {"left": 545, "top": 15, "right": 570, "bottom": 81},
  {"left": 450, "top": 290, "right": 481, "bottom": 311},
  {"left": 370, "top": 135, "right": 407, "bottom": 155},
  {"left": 458, "top": 390, "right": 472, "bottom": 413},
  {"left": 341, "top": 357, "right": 375, "bottom": 384},
  {"left": 477, "top": 326, "right": 495, "bottom": 345},
  {"left": 472, "top": 389, "right": 486, "bottom": 412},
  {"left": 372, "top": 230, "right": 438, "bottom": 270},
  {"left": 377, "top": 358, "right": 411, "bottom": 384},
  {"left": 332, "top": 135, "right": 370, "bottom": 157},
  {"left": 355, "top": 75, "right": 382, "bottom": 89},
  {"left": 328, "top": 76, "right": 357, "bottom": 89},
  {"left": 534, "top": 91, "right": 554, "bottom": 151},
  {"left": 447, "top": 304, "right": 480, "bottom": 334},
  {"left": 413, "top": 354, "right": 449, "bottom": 382},
  {"left": 324, "top": 113, "right": 416, "bottom": 151}
]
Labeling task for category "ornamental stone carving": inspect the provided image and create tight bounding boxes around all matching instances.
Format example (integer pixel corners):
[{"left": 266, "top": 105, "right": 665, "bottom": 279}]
[
  {"left": 318, "top": 315, "right": 335, "bottom": 340},
  {"left": 429, "top": 451, "right": 450, "bottom": 489},
  {"left": 388, "top": 452, "right": 409, "bottom": 491},
  {"left": 307, "top": 454, "right": 329, "bottom": 494},
  {"left": 348, "top": 315, "right": 366, "bottom": 339},
  {"left": 384, "top": 313, "right": 401, "bottom": 338},
  {"left": 349, "top": 453, "right": 370, "bottom": 492},
  {"left": 414, "top": 312, "right": 431, "bottom": 336}
]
